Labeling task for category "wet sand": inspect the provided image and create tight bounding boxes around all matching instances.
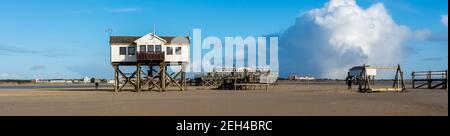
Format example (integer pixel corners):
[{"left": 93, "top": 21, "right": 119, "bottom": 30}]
[{"left": 0, "top": 82, "right": 447, "bottom": 116}]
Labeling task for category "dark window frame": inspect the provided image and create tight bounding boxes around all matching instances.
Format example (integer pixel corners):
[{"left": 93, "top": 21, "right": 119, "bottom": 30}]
[
  {"left": 155, "top": 45, "right": 162, "bottom": 52},
  {"left": 128, "top": 47, "right": 136, "bottom": 55},
  {"left": 148, "top": 45, "right": 154, "bottom": 52},
  {"left": 140, "top": 45, "right": 146, "bottom": 53},
  {"left": 167, "top": 47, "right": 173, "bottom": 55},
  {"left": 176, "top": 47, "right": 182, "bottom": 55},
  {"left": 119, "top": 47, "right": 127, "bottom": 55}
]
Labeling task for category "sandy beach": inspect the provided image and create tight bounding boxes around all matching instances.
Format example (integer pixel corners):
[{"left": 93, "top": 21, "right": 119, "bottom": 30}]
[{"left": 0, "top": 81, "right": 447, "bottom": 116}]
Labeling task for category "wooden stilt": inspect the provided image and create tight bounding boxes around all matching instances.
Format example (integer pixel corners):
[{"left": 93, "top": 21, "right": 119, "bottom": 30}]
[
  {"left": 114, "top": 65, "right": 119, "bottom": 92},
  {"left": 181, "top": 64, "right": 187, "bottom": 91},
  {"left": 136, "top": 63, "right": 141, "bottom": 92},
  {"left": 412, "top": 72, "right": 416, "bottom": 88},
  {"left": 428, "top": 71, "right": 432, "bottom": 89},
  {"left": 148, "top": 66, "right": 153, "bottom": 91},
  {"left": 112, "top": 62, "right": 188, "bottom": 93},
  {"left": 393, "top": 66, "right": 399, "bottom": 88},
  {"left": 160, "top": 63, "right": 166, "bottom": 92}
]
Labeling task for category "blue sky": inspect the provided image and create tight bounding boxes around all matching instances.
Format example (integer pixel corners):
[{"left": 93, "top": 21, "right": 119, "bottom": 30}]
[{"left": 0, "top": 0, "right": 447, "bottom": 79}]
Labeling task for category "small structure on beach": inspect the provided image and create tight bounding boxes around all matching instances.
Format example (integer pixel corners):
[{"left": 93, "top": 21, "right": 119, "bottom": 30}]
[
  {"left": 347, "top": 66, "right": 377, "bottom": 85},
  {"left": 83, "top": 77, "right": 92, "bottom": 83},
  {"left": 347, "top": 64, "right": 406, "bottom": 93},
  {"left": 34, "top": 79, "right": 51, "bottom": 83},
  {"left": 288, "top": 75, "right": 315, "bottom": 81},
  {"left": 109, "top": 32, "right": 189, "bottom": 92},
  {"left": 200, "top": 66, "right": 278, "bottom": 90},
  {"left": 412, "top": 70, "right": 448, "bottom": 89},
  {"left": 349, "top": 66, "right": 377, "bottom": 77}
]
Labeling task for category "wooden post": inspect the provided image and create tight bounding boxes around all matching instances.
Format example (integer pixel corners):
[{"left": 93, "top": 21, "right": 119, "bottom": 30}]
[
  {"left": 445, "top": 70, "right": 448, "bottom": 89},
  {"left": 149, "top": 66, "right": 154, "bottom": 77},
  {"left": 148, "top": 65, "right": 153, "bottom": 91},
  {"left": 399, "top": 65, "right": 405, "bottom": 92},
  {"left": 160, "top": 63, "right": 166, "bottom": 92},
  {"left": 358, "top": 65, "right": 364, "bottom": 92},
  {"left": 366, "top": 68, "right": 372, "bottom": 92},
  {"left": 136, "top": 63, "right": 141, "bottom": 92},
  {"left": 393, "top": 65, "right": 399, "bottom": 88},
  {"left": 114, "top": 65, "right": 119, "bottom": 92},
  {"left": 428, "top": 71, "right": 432, "bottom": 89},
  {"left": 411, "top": 72, "right": 416, "bottom": 89},
  {"left": 181, "top": 64, "right": 187, "bottom": 91},
  {"left": 401, "top": 71, "right": 405, "bottom": 92}
]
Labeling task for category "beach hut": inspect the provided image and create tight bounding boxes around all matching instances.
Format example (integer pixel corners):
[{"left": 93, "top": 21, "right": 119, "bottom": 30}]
[{"left": 110, "top": 32, "right": 190, "bottom": 92}]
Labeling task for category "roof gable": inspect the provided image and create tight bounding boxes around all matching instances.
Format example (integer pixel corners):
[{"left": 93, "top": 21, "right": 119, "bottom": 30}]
[{"left": 134, "top": 33, "right": 167, "bottom": 45}]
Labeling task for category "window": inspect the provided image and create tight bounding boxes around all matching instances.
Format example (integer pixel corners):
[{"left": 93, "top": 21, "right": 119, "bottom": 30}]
[
  {"left": 140, "top": 45, "right": 146, "bottom": 52},
  {"left": 176, "top": 47, "right": 182, "bottom": 55},
  {"left": 128, "top": 47, "right": 136, "bottom": 55},
  {"left": 167, "top": 47, "right": 173, "bottom": 55},
  {"left": 119, "top": 47, "right": 127, "bottom": 55},
  {"left": 148, "top": 45, "right": 154, "bottom": 52},
  {"left": 155, "top": 45, "right": 162, "bottom": 52}
]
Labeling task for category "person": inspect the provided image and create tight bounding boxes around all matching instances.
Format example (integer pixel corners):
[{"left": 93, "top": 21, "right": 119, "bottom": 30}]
[
  {"left": 95, "top": 82, "right": 99, "bottom": 90},
  {"left": 346, "top": 76, "right": 353, "bottom": 90}
]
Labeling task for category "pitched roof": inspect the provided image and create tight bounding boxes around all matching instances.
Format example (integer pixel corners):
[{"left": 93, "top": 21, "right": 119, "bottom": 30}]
[
  {"left": 109, "top": 36, "right": 140, "bottom": 44},
  {"left": 110, "top": 36, "right": 190, "bottom": 45},
  {"left": 350, "top": 65, "right": 374, "bottom": 71}
]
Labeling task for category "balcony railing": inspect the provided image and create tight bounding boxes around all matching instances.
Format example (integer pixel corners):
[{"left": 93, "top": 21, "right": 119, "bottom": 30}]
[{"left": 137, "top": 51, "right": 165, "bottom": 62}]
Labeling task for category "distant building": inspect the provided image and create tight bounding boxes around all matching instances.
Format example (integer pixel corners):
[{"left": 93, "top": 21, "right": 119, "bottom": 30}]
[
  {"left": 34, "top": 79, "right": 50, "bottom": 83},
  {"left": 107, "top": 80, "right": 115, "bottom": 84},
  {"left": 50, "top": 79, "right": 72, "bottom": 83},
  {"left": 34, "top": 78, "right": 90, "bottom": 84},
  {"left": 288, "top": 75, "right": 315, "bottom": 81},
  {"left": 83, "top": 77, "right": 92, "bottom": 83},
  {"left": 299, "top": 76, "right": 315, "bottom": 80},
  {"left": 288, "top": 75, "right": 300, "bottom": 80}
]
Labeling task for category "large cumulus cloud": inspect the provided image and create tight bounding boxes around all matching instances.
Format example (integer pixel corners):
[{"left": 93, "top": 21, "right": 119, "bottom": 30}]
[
  {"left": 279, "top": 0, "right": 410, "bottom": 78},
  {"left": 442, "top": 15, "right": 448, "bottom": 27}
]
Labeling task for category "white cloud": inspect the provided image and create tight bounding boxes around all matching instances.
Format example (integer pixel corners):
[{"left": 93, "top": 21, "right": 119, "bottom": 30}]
[
  {"left": 280, "top": 0, "right": 410, "bottom": 78},
  {"left": 442, "top": 15, "right": 448, "bottom": 27}
]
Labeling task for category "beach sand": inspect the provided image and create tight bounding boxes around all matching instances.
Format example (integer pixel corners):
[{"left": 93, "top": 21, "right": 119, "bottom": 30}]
[{"left": 0, "top": 81, "right": 447, "bottom": 116}]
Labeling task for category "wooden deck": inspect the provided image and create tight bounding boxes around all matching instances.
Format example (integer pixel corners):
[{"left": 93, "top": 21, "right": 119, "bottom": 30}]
[
  {"left": 412, "top": 70, "right": 448, "bottom": 89},
  {"left": 137, "top": 51, "right": 165, "bottom": 62}
]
